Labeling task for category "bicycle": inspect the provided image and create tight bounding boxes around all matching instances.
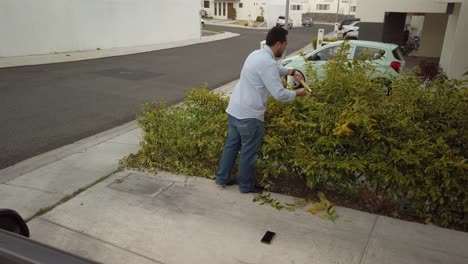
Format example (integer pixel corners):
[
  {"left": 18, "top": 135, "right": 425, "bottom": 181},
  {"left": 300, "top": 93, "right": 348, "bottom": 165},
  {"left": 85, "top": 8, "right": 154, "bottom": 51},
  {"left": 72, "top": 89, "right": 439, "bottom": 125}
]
[{"left": 402, "top": 36, "right": 420, "bottom": 56}]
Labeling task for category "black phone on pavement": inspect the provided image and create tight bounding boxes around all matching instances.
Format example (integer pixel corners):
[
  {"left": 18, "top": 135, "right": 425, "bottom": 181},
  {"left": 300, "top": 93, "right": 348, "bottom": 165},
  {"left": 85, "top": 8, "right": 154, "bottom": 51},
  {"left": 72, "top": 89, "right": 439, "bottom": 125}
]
[{"left": 261, "top": 231, "right": 276, "bottom": 244}]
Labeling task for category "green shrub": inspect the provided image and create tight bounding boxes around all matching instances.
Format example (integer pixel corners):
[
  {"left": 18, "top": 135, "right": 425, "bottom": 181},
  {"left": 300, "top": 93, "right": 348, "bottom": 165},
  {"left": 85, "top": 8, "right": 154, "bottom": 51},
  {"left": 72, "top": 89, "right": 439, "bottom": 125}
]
[
  {"left": 126, "top": 43, "right": 468, "bottom": 230},
  {"left": 260, "top": 43, "right": 467, "bottom": 229},
  {"left": 256, "top": 16, "right": 264, "bottom": 22},
  {"left": 125, "top": 88, "right": 228, "bottom": 178}
]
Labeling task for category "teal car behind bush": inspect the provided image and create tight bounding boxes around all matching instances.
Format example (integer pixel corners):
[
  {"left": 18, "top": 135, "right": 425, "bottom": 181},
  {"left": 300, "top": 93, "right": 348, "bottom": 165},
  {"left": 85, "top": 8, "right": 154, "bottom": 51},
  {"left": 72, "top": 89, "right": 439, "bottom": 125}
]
[{"left": 283, "top": 40, "right": 405, "bottom": 88}]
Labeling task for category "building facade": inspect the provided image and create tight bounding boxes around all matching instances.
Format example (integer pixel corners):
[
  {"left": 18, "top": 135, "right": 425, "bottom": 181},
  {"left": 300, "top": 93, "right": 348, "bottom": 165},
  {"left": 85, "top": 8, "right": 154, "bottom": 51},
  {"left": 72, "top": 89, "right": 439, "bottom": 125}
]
[
  {"left": 201, "top": 0, "right": 356, "bottom": 24},
  {"left": 0, "top": 0, "right": 200, "bottom": 57},
  {"left": 356, "top": 0, "right": 468, "bottom": 79}
]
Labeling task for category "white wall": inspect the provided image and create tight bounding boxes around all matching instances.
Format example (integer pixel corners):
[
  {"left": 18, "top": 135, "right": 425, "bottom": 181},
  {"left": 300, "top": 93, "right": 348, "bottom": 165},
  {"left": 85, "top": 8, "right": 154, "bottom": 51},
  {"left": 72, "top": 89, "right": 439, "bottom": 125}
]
[
  {"left": 408, "top": 16, "right": 425, "bottom": 37},
  {"left": 355, "top": 0, "right": 447, "bottom": 22},
  {"left": 309, "top": 0, "right": 354, "bottom": 15},
  {"left": 266, "top": 5, "right": 285, "bottom": 27},
  {"left": 236, "top": 1, "right": 252, "bottom": 21},
  {"left": 439, "top": 2, "right": 468, "bottom": 79},
  {"left": 0, "top": 0, "right": 200, "bottom": 57}
]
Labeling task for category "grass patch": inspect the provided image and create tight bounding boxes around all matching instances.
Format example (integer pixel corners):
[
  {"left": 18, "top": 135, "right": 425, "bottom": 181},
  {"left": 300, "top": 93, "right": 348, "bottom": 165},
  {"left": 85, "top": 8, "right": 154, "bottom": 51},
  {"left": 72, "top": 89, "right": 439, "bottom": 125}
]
[{"left": 25, "top": 173, "right": 116, "bottom": 222}]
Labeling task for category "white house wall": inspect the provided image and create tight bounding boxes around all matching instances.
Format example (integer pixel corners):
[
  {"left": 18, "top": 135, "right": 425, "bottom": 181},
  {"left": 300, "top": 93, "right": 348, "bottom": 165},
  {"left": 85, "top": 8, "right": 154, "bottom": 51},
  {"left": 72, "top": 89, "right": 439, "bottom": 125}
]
[
  {"left": 309, "top": 0, "right": 355, "bottom": 15},
  {"left": 236, "top": 1, "right": 253, "bottom": 21},
  {"left": 203, "top": 0, "right": 356, "bottom": 23},
  {"left": 0, "top": 0, "right": 200, "bottom": 57},
  {"left": 439, "top": 2, "right": 468, "bottom": 79},
  {"left": 355, "top": 0, "right": 447, "bottom": 23}
]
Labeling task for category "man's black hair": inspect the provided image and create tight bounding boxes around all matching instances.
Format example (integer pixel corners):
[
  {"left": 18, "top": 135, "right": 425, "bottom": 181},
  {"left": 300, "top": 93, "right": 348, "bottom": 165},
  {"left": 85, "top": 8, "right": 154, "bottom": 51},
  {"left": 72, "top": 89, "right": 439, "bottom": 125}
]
[{"left": 266, "top": 26, "right": 288, "bottom": 46}]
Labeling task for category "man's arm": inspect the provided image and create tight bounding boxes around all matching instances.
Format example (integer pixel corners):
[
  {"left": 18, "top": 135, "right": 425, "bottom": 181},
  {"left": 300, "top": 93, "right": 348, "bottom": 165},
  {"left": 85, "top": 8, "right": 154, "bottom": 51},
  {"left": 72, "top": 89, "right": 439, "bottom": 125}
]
[{"left": 260, "top": 62, "right": 306, "bottom": 102}]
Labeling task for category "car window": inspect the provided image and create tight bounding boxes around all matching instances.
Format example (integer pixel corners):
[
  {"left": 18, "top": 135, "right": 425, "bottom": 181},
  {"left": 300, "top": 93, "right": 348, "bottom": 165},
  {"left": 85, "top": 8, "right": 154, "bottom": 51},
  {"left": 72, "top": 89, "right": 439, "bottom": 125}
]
[
  {"left": 342, "top": 20, "right": 353, "bottom": 26},
  {"left": 353, "top": 22, "right": 360, "bottom": 27},
  {"left": 342, "top": 19, "right": 358, "bottom": 26},
  {"left": 278, "top": 16, "right": 284, "bottom": 19},
  {"left": 354, "top": 46, "right": 386, "bottom": 60},
  {"left": 310, "top": 46, "right": 341, "bottom": 61}
]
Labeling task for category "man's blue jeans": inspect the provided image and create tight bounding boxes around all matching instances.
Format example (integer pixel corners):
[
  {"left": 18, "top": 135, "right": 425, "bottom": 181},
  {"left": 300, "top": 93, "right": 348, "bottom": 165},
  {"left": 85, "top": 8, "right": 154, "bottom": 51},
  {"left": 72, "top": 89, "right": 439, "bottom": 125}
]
[{"left": 215, "top": 114, "right": 265, "bottom": 193}]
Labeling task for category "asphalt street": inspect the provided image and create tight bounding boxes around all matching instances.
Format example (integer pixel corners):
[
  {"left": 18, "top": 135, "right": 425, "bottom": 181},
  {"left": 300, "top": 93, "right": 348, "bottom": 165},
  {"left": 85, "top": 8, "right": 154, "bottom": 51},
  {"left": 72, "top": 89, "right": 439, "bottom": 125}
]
[{"left": 0, "top": 24, "right": 333, "bottom": 169}]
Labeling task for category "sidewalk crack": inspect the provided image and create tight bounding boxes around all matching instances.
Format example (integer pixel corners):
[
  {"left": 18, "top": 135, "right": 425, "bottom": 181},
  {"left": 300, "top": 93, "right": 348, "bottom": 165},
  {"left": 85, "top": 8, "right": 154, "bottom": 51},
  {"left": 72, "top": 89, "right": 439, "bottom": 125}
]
[{"left": 359, "top": 215, "right": 379, "bottom": 264}]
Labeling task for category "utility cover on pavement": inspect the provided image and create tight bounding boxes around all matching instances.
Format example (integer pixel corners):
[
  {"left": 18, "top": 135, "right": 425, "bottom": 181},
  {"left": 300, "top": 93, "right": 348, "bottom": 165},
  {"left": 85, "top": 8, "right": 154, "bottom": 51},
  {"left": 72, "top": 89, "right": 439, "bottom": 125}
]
[{"left": 108, "top": 173, "right": 174, "bottom": 197}]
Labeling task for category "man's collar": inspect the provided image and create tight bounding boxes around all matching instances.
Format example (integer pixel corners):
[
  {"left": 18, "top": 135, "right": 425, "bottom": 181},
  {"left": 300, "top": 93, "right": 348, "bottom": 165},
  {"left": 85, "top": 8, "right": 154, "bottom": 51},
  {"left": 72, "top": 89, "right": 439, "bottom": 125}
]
[{"left": 263, "top": 45, "right": 275, "bottom": 59}]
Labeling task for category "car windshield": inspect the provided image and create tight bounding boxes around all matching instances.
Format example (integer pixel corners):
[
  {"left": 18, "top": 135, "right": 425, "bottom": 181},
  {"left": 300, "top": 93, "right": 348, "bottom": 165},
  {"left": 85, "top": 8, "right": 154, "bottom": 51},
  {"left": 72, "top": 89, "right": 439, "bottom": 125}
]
[
  {"left": 278, "top": 16, "right": 284, "bottom": 19},
  {"left": 343, "top": 20, "right": 357, "bottom": 25}
]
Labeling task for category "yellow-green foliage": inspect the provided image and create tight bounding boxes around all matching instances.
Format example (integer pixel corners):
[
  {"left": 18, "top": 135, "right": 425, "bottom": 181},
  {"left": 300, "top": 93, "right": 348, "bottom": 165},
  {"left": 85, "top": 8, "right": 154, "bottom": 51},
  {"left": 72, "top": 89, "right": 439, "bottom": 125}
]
[
  {"left": 126, "top": 44, "right": 467, "bottom": 230},
  {"left": 261, "top": 43, "right": 467, "bottom": 229},
  {"left": 125, "top": 88, "right": 228, "bottom": 178}
]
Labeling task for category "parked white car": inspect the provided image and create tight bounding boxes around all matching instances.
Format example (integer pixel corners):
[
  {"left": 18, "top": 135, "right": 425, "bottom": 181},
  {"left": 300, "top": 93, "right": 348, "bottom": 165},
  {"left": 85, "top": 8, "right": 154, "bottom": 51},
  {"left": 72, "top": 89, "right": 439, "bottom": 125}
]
[
  {"left": 276, "top": 16, "right": 293, "bottom": 29},
  {"left": 338, "top": 21, "right": 359, "bottom": 38},
  {"left": 345, "top": 30, "right": 359, "bottom": 40}
]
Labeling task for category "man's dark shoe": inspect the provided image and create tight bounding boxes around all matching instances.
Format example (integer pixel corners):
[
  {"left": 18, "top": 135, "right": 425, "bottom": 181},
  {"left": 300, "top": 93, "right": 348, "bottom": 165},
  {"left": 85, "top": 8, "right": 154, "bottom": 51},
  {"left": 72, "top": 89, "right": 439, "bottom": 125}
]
[
  {"left": 241, "top": 185, "right": 264, "bottom": 194},
  {"left": 216, "top": 180, "right": 235, "bottom": 188}
]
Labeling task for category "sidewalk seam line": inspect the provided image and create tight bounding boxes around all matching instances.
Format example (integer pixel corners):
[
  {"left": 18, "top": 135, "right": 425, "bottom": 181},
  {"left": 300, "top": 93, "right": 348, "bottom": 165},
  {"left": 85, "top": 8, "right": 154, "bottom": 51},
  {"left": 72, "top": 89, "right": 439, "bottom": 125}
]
[
  {"left": 37, "top": 218, "right": 166, "bottom": 264},
  {"left": 3, "top": 183, "right": 64, "bottom": 195},
  {"left": 107, "top": 141, "right": 140, "bottom": 147},
  {"left": 359, "top": 215, "right": 379, "bottom": 264}
]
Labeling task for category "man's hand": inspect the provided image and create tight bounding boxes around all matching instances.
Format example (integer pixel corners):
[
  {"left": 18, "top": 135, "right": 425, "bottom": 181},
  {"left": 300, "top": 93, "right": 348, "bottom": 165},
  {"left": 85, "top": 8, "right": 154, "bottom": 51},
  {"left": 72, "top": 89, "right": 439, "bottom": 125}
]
[
  {"left": 295, "top": 88, "right": 306, "bottom": 97},
  {"left": 293, "top": 71, "right": 304, "bottom": 82}
]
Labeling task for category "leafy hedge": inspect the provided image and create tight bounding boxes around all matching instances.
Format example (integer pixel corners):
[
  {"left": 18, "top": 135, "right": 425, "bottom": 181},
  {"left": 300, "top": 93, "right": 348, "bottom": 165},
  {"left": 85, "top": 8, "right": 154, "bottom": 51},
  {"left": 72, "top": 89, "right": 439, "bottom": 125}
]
[{"left": 125, "top": 44, "right": 467, "bottom": 230}]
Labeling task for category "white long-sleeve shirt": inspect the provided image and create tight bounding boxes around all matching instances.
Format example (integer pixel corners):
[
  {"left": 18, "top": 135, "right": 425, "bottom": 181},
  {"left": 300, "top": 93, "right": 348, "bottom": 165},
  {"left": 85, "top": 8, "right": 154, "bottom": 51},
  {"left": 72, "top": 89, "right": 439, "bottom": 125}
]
[{"left": 226, "top": 45, "right": 296, "bottom": 122}]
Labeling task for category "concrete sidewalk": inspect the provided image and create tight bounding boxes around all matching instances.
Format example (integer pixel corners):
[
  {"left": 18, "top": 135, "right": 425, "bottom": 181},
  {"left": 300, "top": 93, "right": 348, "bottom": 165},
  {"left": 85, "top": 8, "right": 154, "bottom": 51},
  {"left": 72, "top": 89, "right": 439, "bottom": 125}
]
[{"left": 1, "top": 41, "right": 467, "bottom": 263}]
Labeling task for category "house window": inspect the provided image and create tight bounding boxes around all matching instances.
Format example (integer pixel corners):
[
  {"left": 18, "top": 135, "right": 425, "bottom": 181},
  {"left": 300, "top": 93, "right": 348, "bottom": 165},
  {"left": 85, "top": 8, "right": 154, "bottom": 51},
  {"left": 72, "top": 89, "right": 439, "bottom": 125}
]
[
  {"left": 204, "top": 1, "right": 209, "bottom": 8},
  {"left": 350, "top": 6, "right": 356, "bottom": 12},
  {"left": 239, "top": 3, "right": 243, "bottom": 8},
  {"left": 214, "top": 2, "right": 217, "bottom": 16},
  {"left": 223, "top": 2, "right": 226, "bottom": 16},
  {"left": 218, "top": 2, "right": 221, "bottom": 16},
  {"left": 316, "top": 4, "right": 330, "bottom": 11},
  {"left": 291, "top": 5, "right": 303, "bottom": 11}
]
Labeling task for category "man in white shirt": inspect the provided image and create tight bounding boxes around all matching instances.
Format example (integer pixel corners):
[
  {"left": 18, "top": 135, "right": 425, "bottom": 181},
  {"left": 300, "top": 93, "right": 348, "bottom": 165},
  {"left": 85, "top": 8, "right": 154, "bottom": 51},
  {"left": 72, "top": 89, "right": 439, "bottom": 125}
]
[{"left": 215, "top": 26, "right": 307, "bottom": 193}]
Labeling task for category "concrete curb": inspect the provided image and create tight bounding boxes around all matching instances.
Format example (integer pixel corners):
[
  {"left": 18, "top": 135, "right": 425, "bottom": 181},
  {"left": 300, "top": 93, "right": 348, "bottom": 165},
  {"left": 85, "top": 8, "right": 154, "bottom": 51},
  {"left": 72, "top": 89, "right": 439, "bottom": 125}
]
[{"left": 0, "top": 121, "right": 138, "bottom": 184}]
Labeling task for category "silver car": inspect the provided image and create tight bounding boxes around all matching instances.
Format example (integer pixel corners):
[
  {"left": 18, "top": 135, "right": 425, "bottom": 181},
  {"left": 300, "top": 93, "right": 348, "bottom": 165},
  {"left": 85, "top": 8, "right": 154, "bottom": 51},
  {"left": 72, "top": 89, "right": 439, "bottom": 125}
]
[{"left": 302, "top": 17, "right": 313, "bottom": 27}]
